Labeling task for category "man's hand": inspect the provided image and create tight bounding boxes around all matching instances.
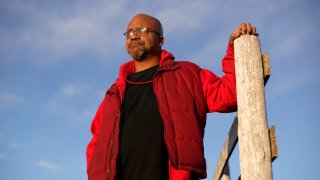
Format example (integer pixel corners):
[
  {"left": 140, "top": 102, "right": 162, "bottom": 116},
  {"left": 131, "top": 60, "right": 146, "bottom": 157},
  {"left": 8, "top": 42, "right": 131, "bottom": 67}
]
[{"left": 229, "top": 23, "right": 258, "bottom": 45}]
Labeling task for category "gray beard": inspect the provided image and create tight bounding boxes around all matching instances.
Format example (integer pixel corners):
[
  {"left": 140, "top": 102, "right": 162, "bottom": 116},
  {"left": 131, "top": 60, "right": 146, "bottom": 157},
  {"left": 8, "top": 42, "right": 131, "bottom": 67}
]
[{"left": 130, "top": 49, "right": 147, "bottom": 61}]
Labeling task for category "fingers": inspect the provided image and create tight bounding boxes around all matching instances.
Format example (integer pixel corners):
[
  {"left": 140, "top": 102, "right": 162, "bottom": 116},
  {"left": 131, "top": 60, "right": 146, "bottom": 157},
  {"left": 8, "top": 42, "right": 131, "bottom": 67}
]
[
  {"left": 241, "top": 23, "right": 247, "bottom": 35},
  {"left": 239, "top": 23, "right": 257, "bottom": 35},
  {"left": 229, "top": 23, "right": 258, "bottom": 44},
  {"left": 247, "top": 23, "right": 253, "bottom": 34},
  {"left": 236, "top": 28, "right": 242, "bottom": 38}
]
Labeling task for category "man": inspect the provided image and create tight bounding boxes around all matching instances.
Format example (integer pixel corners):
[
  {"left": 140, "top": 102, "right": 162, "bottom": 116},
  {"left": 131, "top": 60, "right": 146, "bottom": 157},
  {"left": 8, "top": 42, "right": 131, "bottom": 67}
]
[{"left": 86, "top": 14, "right": 257, "bottom": 180}]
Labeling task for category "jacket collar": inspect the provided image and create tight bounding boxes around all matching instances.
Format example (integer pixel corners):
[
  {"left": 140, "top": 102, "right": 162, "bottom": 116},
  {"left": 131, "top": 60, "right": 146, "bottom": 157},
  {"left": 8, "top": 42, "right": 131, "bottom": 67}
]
[{"left": 116, "top": 50, "right": 179, "bottom": 86}]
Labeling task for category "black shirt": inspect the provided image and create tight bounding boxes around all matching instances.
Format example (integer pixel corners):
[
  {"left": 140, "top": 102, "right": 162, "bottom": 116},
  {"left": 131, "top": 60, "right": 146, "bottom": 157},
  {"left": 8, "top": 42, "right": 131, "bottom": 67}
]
[{"left": 116, "top": 65, "right": 169, "bottom": 180}]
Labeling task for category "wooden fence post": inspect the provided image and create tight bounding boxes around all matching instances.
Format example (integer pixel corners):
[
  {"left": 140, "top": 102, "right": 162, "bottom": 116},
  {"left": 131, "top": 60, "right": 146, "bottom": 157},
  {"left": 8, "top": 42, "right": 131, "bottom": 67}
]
[{"left": 234, "top": 35, "right": 272, "bottom": 180}]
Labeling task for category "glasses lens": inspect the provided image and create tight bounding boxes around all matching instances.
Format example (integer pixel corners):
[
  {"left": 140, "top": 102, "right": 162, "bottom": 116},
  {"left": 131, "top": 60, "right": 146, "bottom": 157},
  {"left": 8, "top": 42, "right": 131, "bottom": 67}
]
[
  {"left": 138, "top": 28, "right": 148, "bottom": 34},
  {"left": 123, "top": 28, "right": 157, "bottom": 39},
  {"left": 123, "top": 32, "right": 128, "bottom": 38},
  {"left": 123, "top": 29, "right": 135, "bottom": 39}
]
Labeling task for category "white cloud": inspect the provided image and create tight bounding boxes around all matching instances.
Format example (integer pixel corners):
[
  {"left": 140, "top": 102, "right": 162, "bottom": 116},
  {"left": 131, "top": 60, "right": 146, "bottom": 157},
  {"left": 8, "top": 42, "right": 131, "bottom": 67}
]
[
  {"left": 155, "top": 1, "right": 214, "bottom": 35},
  {"left": 44, "top": 81, "right": 89, "bottom": 112},
  {"left": 1, "top": 0, "right": 289, "bottom": 65},
  {"left": 0, "top": 92, "right": 23, "bottom": 110},
  {"left": 36, "top": 160, "right": 59, "bottom": 171},
  {"left": 41, "top": 80, "right": 99, "bottom": 125},
  {"left": 58, "top": 82, "right": 89, "bottom": 97},
  {"left": 0, "top": 153, "right": 5, "bottom": 160},
  {"left": 2, "top": 0, "right": 317, "bottom": 66},
  {"left": 268, "top": 19, "right": 315, "bottom": 61},
  {"left": 268, "top": 71, "right": 311, "bottom": 99},
  {"left": 188, "top": 35, "right": 227, "bottom": 69},
  {"left": 9, "top": 143, "right": 19, "bottom": 149},
  {"left": 1, "top": 0, "right": 128, "bottom": 63}
]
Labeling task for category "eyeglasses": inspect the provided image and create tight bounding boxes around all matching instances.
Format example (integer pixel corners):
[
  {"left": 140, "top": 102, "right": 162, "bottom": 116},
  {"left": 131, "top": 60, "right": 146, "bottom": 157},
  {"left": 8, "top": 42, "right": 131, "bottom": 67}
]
[{"left": 123, "top": 27, "right": 161, "bottom": 39}]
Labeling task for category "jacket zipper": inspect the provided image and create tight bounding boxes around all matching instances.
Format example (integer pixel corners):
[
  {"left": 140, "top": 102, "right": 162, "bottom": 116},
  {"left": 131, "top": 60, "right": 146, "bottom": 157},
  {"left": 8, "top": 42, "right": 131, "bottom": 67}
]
[
  {"left": 107, "top": 112, "right": 120, "bottom": 180},
  {"left": 107, "top": 86, "right": 123, "bottom": 180},
  {"left": 152, "top": 74, "right": 172, "bottom": 168}
]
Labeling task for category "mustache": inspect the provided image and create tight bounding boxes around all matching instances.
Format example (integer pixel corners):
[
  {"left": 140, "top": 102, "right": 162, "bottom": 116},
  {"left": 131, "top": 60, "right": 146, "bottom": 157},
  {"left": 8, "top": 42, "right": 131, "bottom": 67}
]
[{"left": 128, "top": 40, "right": 144, "bottom": 48}]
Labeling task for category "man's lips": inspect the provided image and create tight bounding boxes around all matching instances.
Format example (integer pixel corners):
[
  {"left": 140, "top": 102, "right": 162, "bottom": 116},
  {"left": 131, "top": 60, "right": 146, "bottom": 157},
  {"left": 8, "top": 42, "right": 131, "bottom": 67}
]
[{"left": 129, "top": 41, "right": 144, "bottom": 48}]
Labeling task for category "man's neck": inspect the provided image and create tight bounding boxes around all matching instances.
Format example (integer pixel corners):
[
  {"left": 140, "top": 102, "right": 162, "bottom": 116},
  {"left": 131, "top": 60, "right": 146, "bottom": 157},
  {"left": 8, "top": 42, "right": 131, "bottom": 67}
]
[{"left": 134, "top": 54, "right": 161, "bottom": 72}]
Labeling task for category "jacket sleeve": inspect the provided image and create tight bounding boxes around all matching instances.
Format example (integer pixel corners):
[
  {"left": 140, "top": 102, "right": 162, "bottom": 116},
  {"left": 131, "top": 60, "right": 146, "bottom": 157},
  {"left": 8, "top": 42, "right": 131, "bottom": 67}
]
[
  {"left": 200, "top": 44, "right": 237, "bottom": 113},
  {"left": 86, "top": 98, "right": 105, "bottom": 172}
]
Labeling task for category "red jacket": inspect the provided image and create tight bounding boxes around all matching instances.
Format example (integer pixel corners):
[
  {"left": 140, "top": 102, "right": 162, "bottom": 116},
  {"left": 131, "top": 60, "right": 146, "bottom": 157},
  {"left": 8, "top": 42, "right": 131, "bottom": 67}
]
[{"left": 86, "top": 44, "right": 237, "bottom": 180}]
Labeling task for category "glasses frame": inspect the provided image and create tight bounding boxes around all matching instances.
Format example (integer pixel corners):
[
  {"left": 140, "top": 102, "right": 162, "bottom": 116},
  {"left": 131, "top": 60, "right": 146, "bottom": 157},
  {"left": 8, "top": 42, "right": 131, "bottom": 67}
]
[{"left": 123, "top": 27, "right": 161, "bottom": 39}]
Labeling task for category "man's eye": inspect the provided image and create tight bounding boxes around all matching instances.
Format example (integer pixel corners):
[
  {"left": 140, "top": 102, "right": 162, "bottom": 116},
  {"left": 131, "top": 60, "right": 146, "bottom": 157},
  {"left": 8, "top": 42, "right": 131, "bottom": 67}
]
[{"left": 128, "top": 31, "right": 134, "bottom": 35}]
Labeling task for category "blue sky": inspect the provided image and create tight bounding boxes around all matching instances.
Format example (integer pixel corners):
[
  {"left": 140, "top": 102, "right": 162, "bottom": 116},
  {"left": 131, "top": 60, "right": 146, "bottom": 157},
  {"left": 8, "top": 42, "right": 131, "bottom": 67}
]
[{"left": 1, "top": 0, "right": 319, "bottom": 179}]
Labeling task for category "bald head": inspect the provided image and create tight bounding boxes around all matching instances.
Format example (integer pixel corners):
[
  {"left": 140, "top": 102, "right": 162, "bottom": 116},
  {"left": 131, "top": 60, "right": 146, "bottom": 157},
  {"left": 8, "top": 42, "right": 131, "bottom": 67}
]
[
  {"left": 125, "top": 14, "right": 164, "bottom": 63},
  {"left": 127, "top": 14, "right": 163, "bottom": 36}
]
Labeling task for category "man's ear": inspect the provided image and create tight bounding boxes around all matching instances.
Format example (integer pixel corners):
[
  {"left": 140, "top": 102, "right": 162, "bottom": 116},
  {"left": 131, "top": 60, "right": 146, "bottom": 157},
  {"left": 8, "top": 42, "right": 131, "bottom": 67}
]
[{"left": 159, "top": 36, "right": 164, "bottom": 46}]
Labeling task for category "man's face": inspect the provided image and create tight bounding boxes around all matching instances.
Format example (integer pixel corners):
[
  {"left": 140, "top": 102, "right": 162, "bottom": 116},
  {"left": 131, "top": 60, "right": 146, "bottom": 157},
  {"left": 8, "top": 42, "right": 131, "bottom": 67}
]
[{"left": 125, "top": 16, "right": 162, "bottom": 61}]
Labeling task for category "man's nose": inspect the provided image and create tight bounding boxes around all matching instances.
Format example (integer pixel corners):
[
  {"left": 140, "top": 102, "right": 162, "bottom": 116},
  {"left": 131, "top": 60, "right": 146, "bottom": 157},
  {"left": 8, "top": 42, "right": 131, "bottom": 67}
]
[{"left": 129, "top": 32, "right": 140, "bottom": 40}]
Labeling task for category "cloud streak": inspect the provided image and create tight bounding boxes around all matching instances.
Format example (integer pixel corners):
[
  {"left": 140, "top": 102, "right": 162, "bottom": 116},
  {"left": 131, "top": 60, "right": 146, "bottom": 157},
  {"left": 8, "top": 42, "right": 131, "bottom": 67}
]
[
  {"left": 58, "top": 82, "right": 90, "bottom": 97},
  {"left": 36, "top": 160, "right": 59, "bottom": 171},
  {"left": 1, "top": 0, "right": 129, "bottom": 64},
  {"left": 41, "top": 80, "right": 99, "bottom": 125},
  {"left": 0, "top": 153, "right": 5, "bottom": 160},
  {"left": 9, "top": 143, "right": 19, "bottom": 149},
  {"left": 0, "top": 92, "right": 23, "bottom": 111}
]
